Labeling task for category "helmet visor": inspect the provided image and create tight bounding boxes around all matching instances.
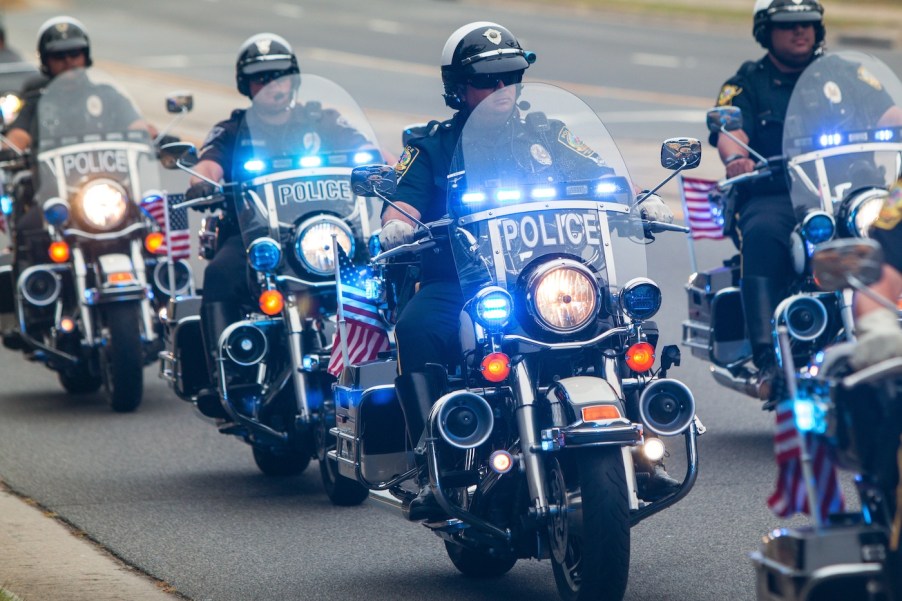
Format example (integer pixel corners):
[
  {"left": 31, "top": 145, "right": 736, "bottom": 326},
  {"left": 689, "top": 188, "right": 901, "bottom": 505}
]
[
  {"left": 461, "top": 49, "right": 529, "bottom": 77},
  {"left": 241, "top": 55, "right": 295, "bottom": 75}
]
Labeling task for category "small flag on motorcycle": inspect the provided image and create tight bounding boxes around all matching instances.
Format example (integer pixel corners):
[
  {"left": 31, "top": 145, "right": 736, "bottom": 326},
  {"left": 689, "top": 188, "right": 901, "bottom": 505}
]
[
  {"left": 767, "top": 400, "right": 843, "bottom": 522},
  {"left": 678, "top": 175, "right": 724, "bottom": 241},
  {"left": 327, "top": 243, "right": 390, "bottom": 378},
  {"left": 142, "top": 192, "right": 191, "bottom": 261}
]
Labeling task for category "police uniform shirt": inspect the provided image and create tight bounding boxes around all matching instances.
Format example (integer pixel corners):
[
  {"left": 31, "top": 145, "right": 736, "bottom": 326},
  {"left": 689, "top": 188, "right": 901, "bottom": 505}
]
[
  {"left": 711, "top": 55, "right": 801, "bottom": 198},
  {"left": 198, "top": 105, "right": 369, "bottom": 185},
  {"left": 12, "top": 79, "right": 140, "bottom": 148}
]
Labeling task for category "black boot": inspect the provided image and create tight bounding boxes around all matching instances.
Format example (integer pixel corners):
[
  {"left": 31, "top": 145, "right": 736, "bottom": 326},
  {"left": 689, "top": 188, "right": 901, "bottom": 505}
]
[
  {"left": 395, "top": 370, "right": 447, "bottom": 521},
  {"left": 634, "top": 445, "right": 681, "bottom": 502},
  {"left": 197, "top": 301, "right": 240, "bottom": 419},
  {"left": 740, "top": 276, "right": 784, "bottom": 402}
]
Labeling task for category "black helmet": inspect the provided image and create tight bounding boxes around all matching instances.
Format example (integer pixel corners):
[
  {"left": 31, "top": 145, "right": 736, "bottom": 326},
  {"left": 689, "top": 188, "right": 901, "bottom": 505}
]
[
  {"left": 235, "top": 33, "right": 300, "bottom": 98},
  {"left": 753, "top": 0, "right": 825, "bottom": 49},
  {"left": 440, "top": 22, "right": 536, "bottom": 110},
  {"left": 37, "top": 16, "right": 92, "bottom": 75}
]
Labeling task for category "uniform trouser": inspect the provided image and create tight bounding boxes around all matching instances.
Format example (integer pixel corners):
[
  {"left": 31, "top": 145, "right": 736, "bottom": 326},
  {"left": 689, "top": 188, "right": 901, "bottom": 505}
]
[
  {"left": 394, "top": 280, "right": 464, "bottom": 376},
  {"left": 736, "top": 194, "right": 796, "bottom": 367},
  {"left": 13, "top": 205, "right": 48, "bottom": 278},
  {"left": 200, "top": 234, "right": 249, "bottom": 387}
]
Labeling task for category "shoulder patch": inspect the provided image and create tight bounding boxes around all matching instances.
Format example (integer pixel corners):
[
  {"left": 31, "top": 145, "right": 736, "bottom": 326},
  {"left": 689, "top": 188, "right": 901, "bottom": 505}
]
[
  {"left": 557, "top": 126, "right": 606, "bottom": 166},
  {"left": 717, "top": 84, "right": 742, "bottom": 107},
  {"left": 873, "top": 180, "right": 902, "bottom": 231},
  {"left": 857, "top": 66, "right": 883, "bottom": 91},
  {"left": 201, "top": 125, "right": 225, "bottom": 151},
  {"left": 394, "top": 145, "right": 420, "bottom": 181}
]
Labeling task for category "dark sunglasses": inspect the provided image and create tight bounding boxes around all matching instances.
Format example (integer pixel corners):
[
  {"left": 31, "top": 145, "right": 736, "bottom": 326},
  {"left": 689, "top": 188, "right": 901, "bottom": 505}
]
[
  {"left": 466, "top": 71, "right": 523, "bottom": 90},
  {"left": 47, "top": 49, "right": 85, "bottom": 60},
  {"left": 772, "top": 22, "right": 815, "bottom": 30},
  {"left": 249, "top": 70, "right": 291, "bottom": 85}
]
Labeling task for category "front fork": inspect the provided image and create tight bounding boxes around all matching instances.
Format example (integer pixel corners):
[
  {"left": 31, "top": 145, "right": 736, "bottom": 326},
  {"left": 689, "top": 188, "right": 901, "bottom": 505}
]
[
  {"left": 512, "top": 360, "right": 551, "bottom": 513},
  {"left": 283, "top": 292, "right": 311, "bottom": 425}
]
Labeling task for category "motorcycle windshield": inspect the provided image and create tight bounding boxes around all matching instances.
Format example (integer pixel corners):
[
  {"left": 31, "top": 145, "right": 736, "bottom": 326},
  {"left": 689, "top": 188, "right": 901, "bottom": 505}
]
[
  {"left": 783, "top": 51, "right": 902, "bottom": 216},
  {"left": 449, "top": 82, "right": 647, "bottom": 303},
  {"left": 35, "top": 67, "right": 160, "bottom": 214},
  {"left": 234, "top": 73, "right": 382, "bottom": 275}
]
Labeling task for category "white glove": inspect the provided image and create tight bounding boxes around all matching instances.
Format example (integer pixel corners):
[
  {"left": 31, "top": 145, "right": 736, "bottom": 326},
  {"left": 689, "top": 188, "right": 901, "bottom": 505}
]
[
  {"left": 636, "top": 192, "right": 674, "bottom": 224},
  {"left": 378, "top": 219, "right": 416, "bottom": 251},
  {"left": 850, "top": 307, "right": 902, "bottom": 370}
]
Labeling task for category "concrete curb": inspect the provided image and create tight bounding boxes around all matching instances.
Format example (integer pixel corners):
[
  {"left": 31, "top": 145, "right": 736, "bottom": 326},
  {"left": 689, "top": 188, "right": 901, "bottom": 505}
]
[{"left": 0, "top": 483, "right": 183, "bottom": 601}]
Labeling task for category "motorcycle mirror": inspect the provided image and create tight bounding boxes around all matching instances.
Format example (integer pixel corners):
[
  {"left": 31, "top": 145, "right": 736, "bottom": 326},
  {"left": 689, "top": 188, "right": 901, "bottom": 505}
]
[
  {"left": 706, "top": 106, "right": 742, "bottom": 134},
  {"left": 159, "top": 142, "right": 198, "bottom": 170},
  {"left": 811, "top": 238, "right": 884, "bottom": 292},
  {"left": 165, "top": 92, "right": 194, "bottom": 114},
  {"left": 660, "top": 138, "right": 701, "bottom": 170},
  {"left": 351, "top": 164, "right": 397, "bottom": 197}
]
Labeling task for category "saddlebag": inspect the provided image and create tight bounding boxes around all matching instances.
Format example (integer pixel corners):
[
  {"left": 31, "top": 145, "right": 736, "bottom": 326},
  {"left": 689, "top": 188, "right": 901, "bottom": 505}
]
[
  {"left": 751, "top": 521, "right": 888, "bottom": 601},
  {"left": 333, "top": 358, "right": 415, "bottom": 484},
  {"left": 682, "top": 264, "right": 751, "bottom": 366},
  {"left": 160, "top": 295, "right": 207, "bottom": 400}
]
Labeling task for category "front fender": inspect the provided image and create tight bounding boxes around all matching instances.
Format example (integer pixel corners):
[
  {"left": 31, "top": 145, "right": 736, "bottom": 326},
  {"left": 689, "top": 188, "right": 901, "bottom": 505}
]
[{"left": 94, "top": 253, "right": 146, "bottom": 302}]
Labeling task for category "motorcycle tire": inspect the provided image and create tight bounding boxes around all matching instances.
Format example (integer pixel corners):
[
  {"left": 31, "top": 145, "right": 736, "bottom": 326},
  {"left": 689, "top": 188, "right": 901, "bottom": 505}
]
[
  {"left": 444, "top": 541, "right": 517, "bottom": 578},
  {"left": 102, "top": 303, "right": 143, "bottom": 413},
  {"left": 58, "top": 370, "right": 102, "bottom": 394},
  {"left": 548, "top": 448, "right": 630, "bottom": 601},
  {"left": 252, "top": 444, "right": 310, "bottom": 477}
]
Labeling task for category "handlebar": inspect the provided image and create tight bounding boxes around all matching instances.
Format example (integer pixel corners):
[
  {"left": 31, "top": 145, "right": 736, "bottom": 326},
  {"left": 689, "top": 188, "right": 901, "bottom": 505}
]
[{"left": 644, "top": 220, "right": 690, "bottom": 235}]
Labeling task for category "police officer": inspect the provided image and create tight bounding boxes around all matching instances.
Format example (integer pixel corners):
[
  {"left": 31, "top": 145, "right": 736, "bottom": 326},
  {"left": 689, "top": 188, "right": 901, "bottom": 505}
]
[
  {"left": 186, "top": 33, "right": 370, "bottom": 416},
  {"left": 380, "top": 21, "right": 676, "bottom": 520},
  {"left": 711, "top": 0, "right": 829, "bottom": 401}
]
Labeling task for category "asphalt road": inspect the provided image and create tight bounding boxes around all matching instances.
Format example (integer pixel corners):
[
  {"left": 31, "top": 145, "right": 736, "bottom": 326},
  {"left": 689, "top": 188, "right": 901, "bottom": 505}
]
[{"left": 0, "top": 1, "right": 900, "bottom": 600}]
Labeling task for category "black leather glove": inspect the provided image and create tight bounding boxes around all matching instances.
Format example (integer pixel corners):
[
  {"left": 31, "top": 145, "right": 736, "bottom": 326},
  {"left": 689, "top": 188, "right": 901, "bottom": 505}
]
[
  {"left": 185, "top": 181, "right": 217, "bottom": 201},
  {"left": 156, "top": 134, "right": 181, "bottom": 147},
  {"left": 0, "top": 148, "right": 23, "bottom": 163}
]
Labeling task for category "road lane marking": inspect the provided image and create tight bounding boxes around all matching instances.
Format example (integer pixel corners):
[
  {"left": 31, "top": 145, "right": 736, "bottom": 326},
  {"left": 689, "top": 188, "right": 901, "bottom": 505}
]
[
  {"left": 631, "top": 53, "right": 681, "bottom": 68},
  {"left": 368, "top": 19, "right": 403, "bottom": 34},
  {"left": 273, "top": 3, "right": 304, "bottom": 18}
]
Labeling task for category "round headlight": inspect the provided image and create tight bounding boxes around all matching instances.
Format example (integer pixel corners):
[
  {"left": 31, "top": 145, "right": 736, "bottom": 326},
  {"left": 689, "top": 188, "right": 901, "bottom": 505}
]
[
  {"left": 527, "top": 260, "right": 598, "bottom": 334},
  {"left": 79, "top": 179, "right": 128, "bottom": 230},
  {"left": 800, "top": 211, "right": 835, "bottom": 244},
  {"left": 845, "top": 188, "right": 888, "bottom": 238},
  {"left": 247, "top": 237, "right": 282, "bottom": 272},
  {"left": 473, "top": 287, "right": 513, "bottom": 330},
  {"left": 619, "top": 277, "right": 662, "bottom": 321},
  {"left": 294, "top": 216, "right": 354, "bottom": 276}
]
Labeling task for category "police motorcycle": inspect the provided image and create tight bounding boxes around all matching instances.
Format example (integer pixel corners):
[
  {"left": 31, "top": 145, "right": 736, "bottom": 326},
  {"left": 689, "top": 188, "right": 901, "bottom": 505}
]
[
  {"left": 0, "top": 67, "right": 194, "bottom": 412},
  {"left": 683, "top": 51, "right": 902, "bottom": 404},
  {"left": 158, "top": 74, "right": 383, "bottom": 476},
  {"left": 752, "top": 238, "right": 902, "bottom": 601},
  {"left": 326, "top": 82, "right": 704, "bottom": 601}
]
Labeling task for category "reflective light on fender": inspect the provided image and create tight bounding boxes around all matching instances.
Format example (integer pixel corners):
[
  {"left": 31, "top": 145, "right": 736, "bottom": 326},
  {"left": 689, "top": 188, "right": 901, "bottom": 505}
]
[
  {"left": 259, "top": 289, "right": 284, "bottom": 315},
  {"left": 626, "top": 342, "right": 655, "bottom": 373},
  {"left": 59, "top": 317, "right": 75, "bottom": 333},
  {"left": 643, "top": 438, "right": 666, "bottom": 461},
  {"left": 581, "top": 404, "right": 622, "bottom": 422},
  {"left": 480, "top": 352, "right": 510, "bottom": 383},
  {"left": 49, "top": 241, "right": 70, "bottom": 263},
  {"left": 144, "top": 232, "right": 165, "bottom": 254},
  {"left": 489, "top": 450, "right": 515, "bottom": 474},
  {"left": 107, "top": 272, "right": 135, "bottom": 284}
]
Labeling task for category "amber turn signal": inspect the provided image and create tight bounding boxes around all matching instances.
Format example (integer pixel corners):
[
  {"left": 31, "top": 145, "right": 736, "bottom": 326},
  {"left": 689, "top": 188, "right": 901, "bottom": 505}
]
[
  {"left": 145, "top": 232, "right": 165, "bottom": 254},
  {"left": 581, "top": 404, "right": 622, "bottom": 422},
  {"left": 259, "top": 289, "right": 284, "bottom": 315},
  {"left": 49, "top": 241, "right": 70, "bottom": 263},
  {"left": 480, "top": 352, "right": 511, "bottom": 383},
  {"left": 625, "top": 342, "right": 655, "bottom": 373}
]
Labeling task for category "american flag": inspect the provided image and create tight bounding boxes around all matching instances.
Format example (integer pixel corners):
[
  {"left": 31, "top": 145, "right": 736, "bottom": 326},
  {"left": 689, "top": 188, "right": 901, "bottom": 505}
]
[
  {"left": 678, "top": 175, "right": 724, "bottom": 240},
  {"left": 327, "top": 244, "right": 390, "bottom": 377},
  {"left": 142, "top": 192, "right": 191, "bottom": 260},
  {"left": 767, "top": 400, "right": 843, "bottom": 521}
]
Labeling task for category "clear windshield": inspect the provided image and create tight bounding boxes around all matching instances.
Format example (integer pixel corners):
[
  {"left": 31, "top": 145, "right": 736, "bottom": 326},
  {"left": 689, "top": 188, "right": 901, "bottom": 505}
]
[
  {"left": 449, "top": 82, "right": 647, "bottom": 301},
  {"left": 783, "top": 51, "right": 902, "bottom": 215},
  {"left": 35, "top": 67, "right": 159, "bottom": 209},
  {"left": 233, "top": 74, "right": 382, "bottom": 268}
]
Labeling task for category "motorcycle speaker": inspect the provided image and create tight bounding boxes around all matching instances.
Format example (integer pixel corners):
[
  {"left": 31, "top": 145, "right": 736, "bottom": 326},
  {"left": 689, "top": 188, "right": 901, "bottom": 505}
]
[
  {"left": 777, "top": 295, "right": 827, "bottom": 342},
  {"left": 20, "top": 266, "right": 62, "bottom": 307},
  {"left": 152, "top": 259, "right": 193, "bottom": 298},
  {"left": 638, "top": 379, "right": 696, "bottom": 437},
  {"left": 223, "top": 323, "right": 268, "bottom": 366},
  {"left": 431, "top": 391, "right": 494, "bottom": 450}
]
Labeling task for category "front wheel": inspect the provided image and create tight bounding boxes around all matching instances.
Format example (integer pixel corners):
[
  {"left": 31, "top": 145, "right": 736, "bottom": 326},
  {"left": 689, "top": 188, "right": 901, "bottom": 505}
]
[
  {"left": 102, "top": 303, "right": 144, "bottom": 412},
  {"left": 548, "top": 448, "right": 630, "bottom": 601}
]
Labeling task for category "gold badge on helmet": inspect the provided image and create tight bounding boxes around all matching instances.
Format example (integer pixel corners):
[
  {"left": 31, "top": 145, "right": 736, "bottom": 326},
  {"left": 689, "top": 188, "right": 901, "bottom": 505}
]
[
  {"left": 55, "top": 23, "right": 70, "bottom": 34},
  {"left": 717, "top": 85, "right": 742, "bottom": 107},
  {"left": 483, "top": 29, "right": 502, "bottom": 46},
  {"left": 255, "top": 39, "right": 272, "bottom": 55}
]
